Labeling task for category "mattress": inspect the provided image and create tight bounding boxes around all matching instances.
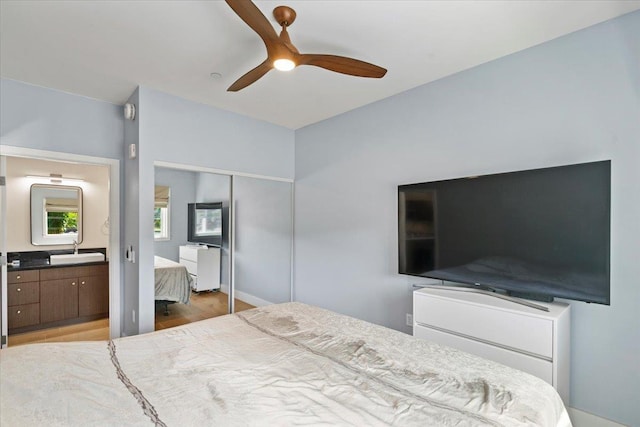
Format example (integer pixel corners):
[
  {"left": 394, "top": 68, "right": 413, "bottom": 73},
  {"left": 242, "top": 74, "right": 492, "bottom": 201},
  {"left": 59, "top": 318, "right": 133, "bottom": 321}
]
[
  {"left": 0, "top": 303, "right": 571, "bottom": 426},
  {"left": 154, "top": 255, "right": 192, "bottom": 304}
]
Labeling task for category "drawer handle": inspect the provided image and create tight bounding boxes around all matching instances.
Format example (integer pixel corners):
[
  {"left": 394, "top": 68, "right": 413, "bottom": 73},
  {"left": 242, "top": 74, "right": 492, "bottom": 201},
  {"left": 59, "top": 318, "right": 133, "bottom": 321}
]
[
  {"left": 16, "top": 275, "right": 21, "bottom": 279},
  {"left": 81, "top": 281, "right": 86, "bottom": 285},
  {"left": 16, "top": 310, "right": 21, "bottom": 314},
  {"left": 17, "top": 288, "right": 21, "bottom": 292},
  {"left": 71, "top": 282, "right": 76, "bottom": 286}
]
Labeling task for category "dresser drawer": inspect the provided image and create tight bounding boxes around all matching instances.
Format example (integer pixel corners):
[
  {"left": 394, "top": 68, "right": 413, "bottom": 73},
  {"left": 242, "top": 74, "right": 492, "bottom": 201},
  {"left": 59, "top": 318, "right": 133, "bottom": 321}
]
[
  {"left": 414, "top": 291, "right": 553, "bottom": 358},
  {"left": 8, "top": 270, "right": 39, "bottom": 284},
  {"left": 179, "top": 258, "right": 198, "bottom": 276},
  {"left": 8, "top": 303, "right": 40, "bottom": 329},
  {"left": 8, "top": 281, "right": 40, "bottom": 306},
  {"left": 179, "top": 246, "right": 199, "bottom": 263},
  {"left": 414, "top": 324, "right": 553, "bottom": 384}
]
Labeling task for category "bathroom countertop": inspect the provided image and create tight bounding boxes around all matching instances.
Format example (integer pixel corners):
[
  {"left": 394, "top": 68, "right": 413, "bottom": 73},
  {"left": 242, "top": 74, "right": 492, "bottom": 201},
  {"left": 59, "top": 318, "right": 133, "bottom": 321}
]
[
  {"left": 8, "top": 260, "right": 109, "bottom": 272},
  {"left": 7, "top": 248, "right": 109, "bottom": 272}
]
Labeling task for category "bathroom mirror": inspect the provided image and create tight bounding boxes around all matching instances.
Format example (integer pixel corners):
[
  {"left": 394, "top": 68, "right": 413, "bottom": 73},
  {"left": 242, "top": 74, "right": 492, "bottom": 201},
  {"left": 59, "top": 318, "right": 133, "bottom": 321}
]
[{"left": 31, "top": 184, "right": 83, "bottom": 245}]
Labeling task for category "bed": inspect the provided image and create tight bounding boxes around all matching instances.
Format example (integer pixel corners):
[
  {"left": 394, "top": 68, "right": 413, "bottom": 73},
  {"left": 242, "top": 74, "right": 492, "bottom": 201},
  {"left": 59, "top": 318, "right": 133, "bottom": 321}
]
[
  {"left": 0, "top": 303, "right": 571, "bottom": 426},
  {"left": 154, "top": 255, "right": 192, "bottom": 313}
]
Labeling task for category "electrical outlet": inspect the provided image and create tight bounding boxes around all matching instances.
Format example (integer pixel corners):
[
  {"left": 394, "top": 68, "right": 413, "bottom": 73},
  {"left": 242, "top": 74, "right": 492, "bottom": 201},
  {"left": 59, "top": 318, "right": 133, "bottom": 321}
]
[{"left": 406, "top": 313, "right": 413, "bottom": 327}]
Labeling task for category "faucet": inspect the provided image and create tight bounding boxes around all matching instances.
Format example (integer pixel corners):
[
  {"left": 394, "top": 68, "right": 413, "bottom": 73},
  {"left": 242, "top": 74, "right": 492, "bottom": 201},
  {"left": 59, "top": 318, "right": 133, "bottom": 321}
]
[{"left": 73, "top": 240, "right": 78, "bottom": 255}]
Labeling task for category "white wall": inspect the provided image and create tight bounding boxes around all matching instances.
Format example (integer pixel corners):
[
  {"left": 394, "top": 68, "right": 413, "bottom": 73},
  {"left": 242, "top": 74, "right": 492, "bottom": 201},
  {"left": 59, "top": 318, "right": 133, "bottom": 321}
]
[
  {"left": 294, "top": 11, "right": 640, "bottom": 426},
  {"left": 5, "top": 157, "right": 109, "bottom": 253}
]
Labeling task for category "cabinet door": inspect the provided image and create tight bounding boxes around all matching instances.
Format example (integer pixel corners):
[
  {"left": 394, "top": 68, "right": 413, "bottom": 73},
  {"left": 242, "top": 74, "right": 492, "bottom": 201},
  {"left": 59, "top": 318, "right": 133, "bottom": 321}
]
[
  {"left": 40, "top": 278, "right": 79, "bottom": 323},
  {"left": 78, "top": 275, "right": 109, "bottom": 317}
]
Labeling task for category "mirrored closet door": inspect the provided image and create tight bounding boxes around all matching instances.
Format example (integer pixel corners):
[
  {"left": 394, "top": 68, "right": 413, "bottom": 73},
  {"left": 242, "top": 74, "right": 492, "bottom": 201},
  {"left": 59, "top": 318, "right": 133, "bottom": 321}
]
[
  {"left": 152, "top": 164, "right": 293, "bottom": 328},
  {"left": 231, "top": 176, "right": 293, "bottom": 312}
]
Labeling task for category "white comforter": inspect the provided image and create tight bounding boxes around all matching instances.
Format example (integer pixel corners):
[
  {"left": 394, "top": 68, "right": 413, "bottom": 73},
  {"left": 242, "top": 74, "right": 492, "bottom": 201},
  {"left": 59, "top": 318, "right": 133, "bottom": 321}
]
[
  {"left": 0, "top": 303, "right": 571, "bottom": 426},
  {"left": 154, "top": 255, "right": 192, "bottom": 304}
]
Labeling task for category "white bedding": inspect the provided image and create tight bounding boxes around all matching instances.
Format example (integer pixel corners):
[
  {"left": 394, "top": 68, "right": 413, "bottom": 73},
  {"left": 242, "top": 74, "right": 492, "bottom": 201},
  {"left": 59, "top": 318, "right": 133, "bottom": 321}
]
[
  {"left": 0, "top": 303, "right": 571, "bottom": 426},
  {"left": 154, "top": 255, "right": 192, "bottom": 304}
]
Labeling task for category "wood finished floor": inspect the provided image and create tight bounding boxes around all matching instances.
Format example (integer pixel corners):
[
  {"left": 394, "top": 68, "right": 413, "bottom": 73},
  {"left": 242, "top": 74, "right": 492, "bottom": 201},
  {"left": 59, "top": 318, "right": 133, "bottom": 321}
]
[{"left": 8, "top": 291, "right": 254, "bottom": 347}]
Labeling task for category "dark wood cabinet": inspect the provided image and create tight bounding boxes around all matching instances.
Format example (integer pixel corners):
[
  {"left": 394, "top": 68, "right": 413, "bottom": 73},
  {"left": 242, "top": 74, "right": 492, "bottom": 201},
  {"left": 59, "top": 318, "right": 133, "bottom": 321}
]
[
  {"left": 8, "top": 303, "right": 40, "bottom": 329},
  {"left": 79, "top": 273, "right": 109, "bottom": 317},
  {"left": 40, "top": 278, "right": 79, "bottom": 323},
  {"left": 8, "top": 263, "right": 108, "bottom": 333},
  {"left": 7, "top": 271, "right": 40, "bottom": 330},
  {"left": 8, "top": 281, "right": 40, "bottom": 306}
]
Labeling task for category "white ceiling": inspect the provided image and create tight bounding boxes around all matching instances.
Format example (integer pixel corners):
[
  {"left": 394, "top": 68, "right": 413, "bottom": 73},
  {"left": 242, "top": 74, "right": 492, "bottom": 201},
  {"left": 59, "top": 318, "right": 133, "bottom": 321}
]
[{"left": 1, "top": 1, "right": 639, "bottom": 129}]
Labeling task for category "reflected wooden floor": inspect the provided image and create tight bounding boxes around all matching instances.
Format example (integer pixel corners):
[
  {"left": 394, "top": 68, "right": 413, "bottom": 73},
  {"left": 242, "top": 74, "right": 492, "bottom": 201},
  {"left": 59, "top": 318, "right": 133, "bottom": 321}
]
[
  {"left": 155, "top": 291, "right": 254, "bottom": 331},
  {"left": 8, "top": 291, "right": 254, "bottom": 347}
]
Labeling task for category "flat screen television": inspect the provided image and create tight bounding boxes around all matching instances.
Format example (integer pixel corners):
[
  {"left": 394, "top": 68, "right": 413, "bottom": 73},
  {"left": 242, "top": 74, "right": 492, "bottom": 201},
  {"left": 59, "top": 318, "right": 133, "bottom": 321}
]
[
  {"left": 187, "top": 202, "right": 223, "bottom": 247},
  {"left": 398, "top": 160, "right": 610, "bottom": 304}
]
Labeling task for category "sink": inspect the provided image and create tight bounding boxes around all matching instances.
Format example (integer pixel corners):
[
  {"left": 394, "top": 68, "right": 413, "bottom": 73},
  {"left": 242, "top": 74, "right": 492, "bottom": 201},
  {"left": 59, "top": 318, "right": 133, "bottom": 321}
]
[{"left": 50, "top": 252, "right": 105, "bottom": 266}]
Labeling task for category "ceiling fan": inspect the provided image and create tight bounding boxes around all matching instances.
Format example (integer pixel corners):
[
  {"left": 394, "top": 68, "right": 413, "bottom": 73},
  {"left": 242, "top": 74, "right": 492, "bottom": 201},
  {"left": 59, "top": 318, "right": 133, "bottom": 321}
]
[{"left": 224, "top": 0, "right": 387, "bottom": 92}]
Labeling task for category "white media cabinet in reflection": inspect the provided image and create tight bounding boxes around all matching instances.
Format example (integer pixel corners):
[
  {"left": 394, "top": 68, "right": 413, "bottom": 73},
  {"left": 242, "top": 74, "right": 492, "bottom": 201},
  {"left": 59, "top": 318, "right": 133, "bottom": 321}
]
[
  {"left": 413, "top": 286, "right": 570, "bottom": 403},
  {"left": 179, "top": 245, "right": 221, "bottom": 292}
]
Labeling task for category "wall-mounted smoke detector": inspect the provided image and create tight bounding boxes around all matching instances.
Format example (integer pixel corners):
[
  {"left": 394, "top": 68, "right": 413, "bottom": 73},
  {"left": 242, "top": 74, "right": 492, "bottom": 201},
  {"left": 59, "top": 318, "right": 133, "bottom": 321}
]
[{"left": 124, "top": 103, "right": 136, "bottom": 121}]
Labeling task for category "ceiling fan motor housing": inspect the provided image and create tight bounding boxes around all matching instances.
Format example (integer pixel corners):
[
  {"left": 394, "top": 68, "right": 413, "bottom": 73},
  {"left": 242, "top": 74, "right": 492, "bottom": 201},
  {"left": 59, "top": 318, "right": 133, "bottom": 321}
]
[{"left": 273, "top": 6, "right": 297, "bottom": 27}]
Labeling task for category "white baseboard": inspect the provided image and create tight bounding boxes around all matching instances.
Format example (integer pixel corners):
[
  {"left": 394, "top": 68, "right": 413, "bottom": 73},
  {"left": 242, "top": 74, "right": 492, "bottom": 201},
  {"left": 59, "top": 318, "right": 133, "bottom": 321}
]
[
  {"left": 219, "top": 284, "right": 271, "bottom": 308},
  {"left": 568, "top": 407, "right": 627, "bottom": 427},
  {"left": 233, "top": 290, "right": 272, "bottom": 307}
]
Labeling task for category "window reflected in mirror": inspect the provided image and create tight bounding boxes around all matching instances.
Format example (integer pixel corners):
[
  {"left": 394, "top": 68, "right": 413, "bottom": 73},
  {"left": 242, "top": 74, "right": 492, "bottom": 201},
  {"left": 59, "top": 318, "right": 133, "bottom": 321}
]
[
  {"left": 31, "top": 184, "right": 82, "bottom": 245},
  {"left": 45, "top": 197, "right": 79, "bottom": 235},
  {"left": 154, "top": 185, "right": 170, "bottom": 240}
]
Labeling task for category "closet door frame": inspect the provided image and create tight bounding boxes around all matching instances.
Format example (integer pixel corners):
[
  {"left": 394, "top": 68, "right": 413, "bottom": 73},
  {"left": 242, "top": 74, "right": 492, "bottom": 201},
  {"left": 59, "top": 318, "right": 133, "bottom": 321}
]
[{"left": 154, "top": 161, "right": 294, "bottom": 313}]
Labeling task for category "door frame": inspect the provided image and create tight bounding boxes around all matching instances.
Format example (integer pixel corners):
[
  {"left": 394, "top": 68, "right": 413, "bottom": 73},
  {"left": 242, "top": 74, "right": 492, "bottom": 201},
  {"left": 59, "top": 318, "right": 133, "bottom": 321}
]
[{"left": 0, "top": 145, "right": 121, "bottom": 343}]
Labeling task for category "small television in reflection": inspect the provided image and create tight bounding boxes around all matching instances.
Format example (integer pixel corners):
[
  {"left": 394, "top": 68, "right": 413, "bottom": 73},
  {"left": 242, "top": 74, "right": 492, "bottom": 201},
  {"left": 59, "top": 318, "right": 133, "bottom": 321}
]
[{"left": 187, "top": 202, "right": 223, "bottom": 247}]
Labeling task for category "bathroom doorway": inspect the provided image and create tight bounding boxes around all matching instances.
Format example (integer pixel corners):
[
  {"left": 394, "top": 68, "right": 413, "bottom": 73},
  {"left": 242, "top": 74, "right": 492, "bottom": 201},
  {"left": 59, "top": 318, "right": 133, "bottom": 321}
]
[{"left": 0, "top": 146, "right": 120, "bottom": 348}]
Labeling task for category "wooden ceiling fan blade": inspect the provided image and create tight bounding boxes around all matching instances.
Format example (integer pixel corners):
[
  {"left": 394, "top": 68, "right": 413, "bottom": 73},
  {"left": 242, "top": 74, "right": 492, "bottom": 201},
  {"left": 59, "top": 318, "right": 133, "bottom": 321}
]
[
  {"left": 225, "top": 0, "right": 279, "bottom": 46},
  {"left": 227, "top": 60, "right": 272, "bottom": 92},
  {"left": 297, "top": 54, "right": 387, "bottom": 78}
]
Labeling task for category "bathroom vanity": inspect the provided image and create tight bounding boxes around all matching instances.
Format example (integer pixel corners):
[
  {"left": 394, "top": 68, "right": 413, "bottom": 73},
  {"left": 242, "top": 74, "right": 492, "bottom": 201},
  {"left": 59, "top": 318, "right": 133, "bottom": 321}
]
[{"left": 7, "top": 251, "right": 109, "bottom": 334}]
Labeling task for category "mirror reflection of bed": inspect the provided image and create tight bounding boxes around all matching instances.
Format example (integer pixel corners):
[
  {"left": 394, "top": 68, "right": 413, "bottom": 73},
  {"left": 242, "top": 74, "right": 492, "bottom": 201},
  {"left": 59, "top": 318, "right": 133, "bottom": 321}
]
[
  {"left": 153, "top": 166, "right": 293, "bottom": 331},
  {"left": 153, "top": 252, "right": 254, "bottom": 331}
]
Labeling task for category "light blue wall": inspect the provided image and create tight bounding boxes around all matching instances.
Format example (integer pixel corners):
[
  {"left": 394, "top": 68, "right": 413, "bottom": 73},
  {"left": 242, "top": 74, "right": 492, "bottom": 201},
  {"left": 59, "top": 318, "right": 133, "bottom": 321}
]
[
  {"left": 131, "top": 86, "right": 295, "bottom": 333},
  {"left": 0, "top": 79, "right": 123, "bottom": 160},
  {"left": 140, "top": 88, "right": 295, "bottom": 179},
  {"left": 294, "top": 11, "right": 640, "bottom": 425},
  {"left": 123, "top": 88, "right": 144, "bottom": 335},
  {"left": 154, "top": 168, "right": 197, "bottom": 261}
]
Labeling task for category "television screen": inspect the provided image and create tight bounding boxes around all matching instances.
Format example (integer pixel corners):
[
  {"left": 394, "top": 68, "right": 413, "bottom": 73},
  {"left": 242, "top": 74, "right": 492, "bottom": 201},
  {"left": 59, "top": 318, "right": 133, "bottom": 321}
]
[
  {"left": 398, "top": 160, "right": 611, "bottom": 304},
  {"left": 188, "top": 202, "right": 223, "bottom": 247}
]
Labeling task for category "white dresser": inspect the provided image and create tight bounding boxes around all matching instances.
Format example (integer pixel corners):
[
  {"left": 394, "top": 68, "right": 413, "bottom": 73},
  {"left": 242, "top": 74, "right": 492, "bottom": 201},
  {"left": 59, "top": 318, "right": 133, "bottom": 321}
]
[
  {"left": 413, "top": 286, "right": 570, "bottom": 403},
  {"left": 179, "top": 245, "right": 221, "bottom": 292}
]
